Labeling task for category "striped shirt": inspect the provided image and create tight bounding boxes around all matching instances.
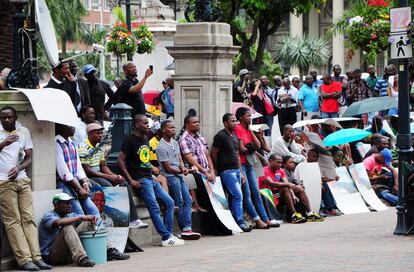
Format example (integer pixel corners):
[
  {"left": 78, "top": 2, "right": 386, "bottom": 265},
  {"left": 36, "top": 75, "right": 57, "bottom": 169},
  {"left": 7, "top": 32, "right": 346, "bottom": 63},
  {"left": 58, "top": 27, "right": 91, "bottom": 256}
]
[
  {"left": 77, "top": 138, "right": 104, "bottom": 172},
  {"left": 178, "top": 130, "right": 209, "bottom": 169},
  {"left": 55, "top": 135, "right": 86, "bottom": 182},
  {"left": 374, "top": 78, "right": 389, "bottom": 97}
]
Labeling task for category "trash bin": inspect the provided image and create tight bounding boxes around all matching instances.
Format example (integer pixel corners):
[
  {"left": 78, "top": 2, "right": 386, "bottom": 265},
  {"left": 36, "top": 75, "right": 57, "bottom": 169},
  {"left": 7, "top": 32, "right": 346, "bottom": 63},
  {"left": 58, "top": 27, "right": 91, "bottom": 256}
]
[{"left": 79, "top": 229, "right": 108, "bottom": 265}]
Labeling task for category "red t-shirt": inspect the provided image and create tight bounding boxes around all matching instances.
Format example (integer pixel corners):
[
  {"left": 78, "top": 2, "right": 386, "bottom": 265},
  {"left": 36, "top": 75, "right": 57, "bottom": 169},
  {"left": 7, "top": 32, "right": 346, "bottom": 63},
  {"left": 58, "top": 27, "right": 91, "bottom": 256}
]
[
  {"left": 234, "top": 124, "right": 253, "bottom": 165},
  {"left": 258, "top": 166, "right": 286, "bottom": 191},
  {"left": 320, "top": 81, "right": 342, "bottom": 113},
  {"left": 363, "top": 154, "right": 385, "bottom": 175}
]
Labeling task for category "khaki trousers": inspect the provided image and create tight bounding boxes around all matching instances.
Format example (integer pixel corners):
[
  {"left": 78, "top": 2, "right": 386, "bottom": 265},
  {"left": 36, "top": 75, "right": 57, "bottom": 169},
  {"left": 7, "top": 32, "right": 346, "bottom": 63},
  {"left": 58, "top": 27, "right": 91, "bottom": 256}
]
[
  {"left": 47, "top": 224, "right": 87, "bottom": 265},
  {"left": 0, "top": 178, "right": 41, "bottom": 266}
]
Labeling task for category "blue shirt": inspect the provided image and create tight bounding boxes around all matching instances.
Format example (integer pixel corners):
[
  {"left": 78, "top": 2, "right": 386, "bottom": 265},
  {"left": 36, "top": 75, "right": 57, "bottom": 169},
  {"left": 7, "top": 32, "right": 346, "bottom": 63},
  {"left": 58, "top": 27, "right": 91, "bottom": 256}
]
[
  {"left": 162, "top": 88, "right": 174, "bottom": 114},
  {"left": 374, "top": 78, "right": 389, "bottom": 97},
  {"left": 312, "top": 79, "right": 323, "bottom": 90},
  {"left": 298, "top": 84, "right": 319, "bottom": 112},
  {"left": 39, "top": 210, "right": 79, "bottom": 256}
]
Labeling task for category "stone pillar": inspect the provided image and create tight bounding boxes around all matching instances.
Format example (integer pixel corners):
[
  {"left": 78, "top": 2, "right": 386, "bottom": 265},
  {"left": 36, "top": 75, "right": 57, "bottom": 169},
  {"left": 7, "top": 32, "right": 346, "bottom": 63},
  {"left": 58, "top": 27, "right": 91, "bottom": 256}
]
[
  {"left": 289, "top": 13, "right": 303, "bottom": 76},
  {"left": 167, "top": 23, "right": 239, "bottom": 145},
  {"left": 308, "top": 9, "right": 319, "bottom": 39},
  {"left": 332, "top": 0, "right": 345, "bottom": 70},
  {"left": 0, "top": 91, "right": 56, "bottom": 191}
]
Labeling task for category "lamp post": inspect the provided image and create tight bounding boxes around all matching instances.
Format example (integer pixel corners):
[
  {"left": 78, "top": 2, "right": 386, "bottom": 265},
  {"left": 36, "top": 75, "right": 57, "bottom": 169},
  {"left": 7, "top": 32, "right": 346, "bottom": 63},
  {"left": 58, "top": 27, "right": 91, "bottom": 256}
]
[
  {"left": 394, "top": 0, "right": 413, "bottom": 235},
  {"left": 10, "top": 0, "right": 29, "bottom": 69},
  {"left": 92, "top": 0, "right": 107, "bottom": 80}
]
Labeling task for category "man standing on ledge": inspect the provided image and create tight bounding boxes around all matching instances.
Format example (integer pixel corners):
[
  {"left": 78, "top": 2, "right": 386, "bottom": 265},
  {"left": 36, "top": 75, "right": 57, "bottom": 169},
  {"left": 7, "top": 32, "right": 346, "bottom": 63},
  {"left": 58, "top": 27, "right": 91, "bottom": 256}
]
[
  {"left": 116, "top": 61, "right": 153, "bottom": 118},
  {"left": 0, "top": 106, "right": 52, "bottom": 271}
]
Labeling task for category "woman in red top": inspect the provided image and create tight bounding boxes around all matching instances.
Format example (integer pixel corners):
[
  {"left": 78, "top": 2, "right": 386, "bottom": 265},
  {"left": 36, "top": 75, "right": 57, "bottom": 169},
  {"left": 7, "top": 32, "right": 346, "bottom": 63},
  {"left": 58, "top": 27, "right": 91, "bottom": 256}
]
[{"left": 234, "top": 107, "right": 277, "bottom": 228}]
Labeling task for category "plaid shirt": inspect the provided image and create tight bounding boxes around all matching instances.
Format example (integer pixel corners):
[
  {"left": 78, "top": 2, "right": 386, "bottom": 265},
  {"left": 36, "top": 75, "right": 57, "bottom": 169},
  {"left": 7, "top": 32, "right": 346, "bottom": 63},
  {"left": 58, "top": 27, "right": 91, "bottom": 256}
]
[
  {"left": 347, "top": 79, "right": 372, "bottom": 102},
  {"left": 178, "top": 130, "right": 209, "bottom": 169},
  {"left": 55, "top": 135, "right": 87, "bottom": 182}
]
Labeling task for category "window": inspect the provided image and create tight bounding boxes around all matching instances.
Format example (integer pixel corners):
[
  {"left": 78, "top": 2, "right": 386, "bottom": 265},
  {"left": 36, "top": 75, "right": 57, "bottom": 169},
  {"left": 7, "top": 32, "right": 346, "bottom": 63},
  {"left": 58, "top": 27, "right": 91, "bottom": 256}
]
[
  {"left": 103, "top": 0, "right": 110, "bottom": 11},
  {"left": 92, "top": 0, "right": 100, "bottom": 10},
  {"left": 83, "top": 0, "right": 91, "bottom": 10},
  {"left": 94, "top": 23, "right": 102, "bottom": 30},
  {"left": 83, "top": 23, "right": 92, "bottom": 31}
]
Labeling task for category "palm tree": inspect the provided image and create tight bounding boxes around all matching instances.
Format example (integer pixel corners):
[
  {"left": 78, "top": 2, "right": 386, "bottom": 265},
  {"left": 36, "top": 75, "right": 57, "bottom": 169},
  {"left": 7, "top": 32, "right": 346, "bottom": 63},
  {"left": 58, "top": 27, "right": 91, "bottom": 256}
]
[
  {"left": 276, "top": 36, "right": 331, "bottom": 80},
  {"left": 45, "top": 0, "right": 88, "bottom": 57}
]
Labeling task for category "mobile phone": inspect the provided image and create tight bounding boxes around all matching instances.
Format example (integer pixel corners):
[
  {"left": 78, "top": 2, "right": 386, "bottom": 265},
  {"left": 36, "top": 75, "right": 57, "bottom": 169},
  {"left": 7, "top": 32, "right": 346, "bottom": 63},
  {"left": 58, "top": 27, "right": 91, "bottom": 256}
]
[{"left": 149, "top": 65, "right": 153, "bottom": 72}]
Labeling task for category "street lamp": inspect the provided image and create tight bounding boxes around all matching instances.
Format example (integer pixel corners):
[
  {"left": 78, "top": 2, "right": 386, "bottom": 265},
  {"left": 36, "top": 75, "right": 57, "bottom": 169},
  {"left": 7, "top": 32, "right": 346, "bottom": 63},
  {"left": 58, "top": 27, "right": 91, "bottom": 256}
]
[
  {"left": 91, "top": 0, "right": 106, "bottom": 81},
  {"left": 10, "top": 0, "right": 29, "bottom": 69}
]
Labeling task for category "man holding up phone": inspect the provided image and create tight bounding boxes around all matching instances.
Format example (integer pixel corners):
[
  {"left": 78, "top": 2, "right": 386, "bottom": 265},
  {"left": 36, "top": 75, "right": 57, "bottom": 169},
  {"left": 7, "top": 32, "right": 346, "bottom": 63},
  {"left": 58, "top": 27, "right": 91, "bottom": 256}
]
[{"left": 116, "top": 61, "right": 153, "bottom": 118}]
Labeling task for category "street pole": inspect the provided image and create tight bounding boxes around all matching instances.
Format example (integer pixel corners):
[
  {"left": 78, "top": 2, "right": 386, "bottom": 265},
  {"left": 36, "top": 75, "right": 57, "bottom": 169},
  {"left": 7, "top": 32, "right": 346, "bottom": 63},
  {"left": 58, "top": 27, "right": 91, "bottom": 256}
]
[
  {"left": 99, "top": 0, "right": 106, "bottom": 80},
  {"left": 125, "top": 0, "right": 132, "bottom": 61},
  {"left": 394, "top": 0, "right": 413, "bottom": 235}
]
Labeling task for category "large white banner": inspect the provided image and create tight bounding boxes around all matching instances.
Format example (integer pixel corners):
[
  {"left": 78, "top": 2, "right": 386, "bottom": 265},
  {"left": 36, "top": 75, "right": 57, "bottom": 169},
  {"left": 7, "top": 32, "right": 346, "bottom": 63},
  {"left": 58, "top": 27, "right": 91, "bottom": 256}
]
[
  {"left": 328, "top": 167, "right": 370, "bottom": 214},
  {"left": 295, "top": 162, "right": 322, "bottom": 212},
  {"left": 348, "top": 163, "right": 388, "bottom": 212}
]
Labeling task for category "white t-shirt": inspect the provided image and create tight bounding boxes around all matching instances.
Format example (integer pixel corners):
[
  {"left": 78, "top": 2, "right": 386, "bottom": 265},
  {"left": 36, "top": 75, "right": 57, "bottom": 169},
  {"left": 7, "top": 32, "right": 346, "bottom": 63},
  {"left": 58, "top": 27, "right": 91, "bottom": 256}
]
[
  {"left": 0, "top": 122, "right": 33, "bottom": 180},
  {"left": 277, "top": 86, "right": 299, "bottom": 108}
]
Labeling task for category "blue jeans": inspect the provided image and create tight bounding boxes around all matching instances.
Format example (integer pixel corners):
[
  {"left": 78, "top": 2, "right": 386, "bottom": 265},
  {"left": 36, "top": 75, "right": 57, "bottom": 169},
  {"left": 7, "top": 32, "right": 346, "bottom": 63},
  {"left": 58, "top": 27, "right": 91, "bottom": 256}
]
[
  {"left": 241, "top": 164, "right": 269, "bottom": 222},
  {"left": 167, "top": 175, "right": 192, "bottom": 231},
  {"left": 57, "top": 181, "right": 101, "bottom": 219},
  {"left": 321, "top": 183, "right": 336, "bottom": 210},
  {"left": 321, "top": 112, "right": 339, "bottom": 118},
  {"left": 377, "top": 189, "right": 398, "bottom": 206},
  {"left": 220, "top": 169, "right": 245, "bottom": 228},
  {"left": 137, "top": 178, "right": 174, "bottom": 240}
]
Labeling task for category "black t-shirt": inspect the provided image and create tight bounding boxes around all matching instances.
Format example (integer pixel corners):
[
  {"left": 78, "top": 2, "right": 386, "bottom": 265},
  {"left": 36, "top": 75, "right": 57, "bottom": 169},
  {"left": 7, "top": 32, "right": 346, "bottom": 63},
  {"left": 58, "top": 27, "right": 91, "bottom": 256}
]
[
  {"left": 232, "top": 80, "right": 244, "bottom": 103},
  {"left": 121, "top": 134, "right": 153, "bottom": 179},
  {"left": 116, "top": 76, "right": 146, "bottom": 117},
  {"left": 212, "top": 129, "right": 240, "bottom": 173}
]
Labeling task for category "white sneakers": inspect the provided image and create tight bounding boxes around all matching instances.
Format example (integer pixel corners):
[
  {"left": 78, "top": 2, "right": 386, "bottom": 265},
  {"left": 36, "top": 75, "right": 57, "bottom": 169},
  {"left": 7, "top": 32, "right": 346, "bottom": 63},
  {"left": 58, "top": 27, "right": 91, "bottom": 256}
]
[
  {"left": 129, "top": 219, "right": 149, "bottom": 229},
  {"left": 162, "top": 235, "right": 185, "bottom": 247}
]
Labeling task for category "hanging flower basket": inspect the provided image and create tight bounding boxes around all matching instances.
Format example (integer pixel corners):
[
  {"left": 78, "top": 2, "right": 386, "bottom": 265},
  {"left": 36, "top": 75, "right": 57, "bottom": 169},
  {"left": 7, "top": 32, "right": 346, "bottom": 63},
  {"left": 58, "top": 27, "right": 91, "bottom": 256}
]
[
  {"left": 341, "top": 5, "right": 390, "bottom": 64},
  {"left": 105, "top": 22, "right": 137, "bottom": 58},
  {"left": 132, "top": 25, "right": 156, "bottom": 54}
]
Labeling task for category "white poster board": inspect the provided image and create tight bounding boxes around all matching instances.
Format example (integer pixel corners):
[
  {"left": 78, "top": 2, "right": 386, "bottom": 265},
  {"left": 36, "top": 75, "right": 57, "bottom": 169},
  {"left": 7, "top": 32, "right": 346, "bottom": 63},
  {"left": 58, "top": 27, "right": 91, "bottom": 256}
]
[
  {"left": 328, "top": 167, "right": 370, "bottom": 214},
  {"left": 294, "top": 162, "right": 322, "bottom": 212},
  {"left": 107, "top": 227, "right": 129, "bottom": 253},
  {"left": 348, "top": 163, "right": 388, "bottom": 211},
  {"left": 203, "top": 177, "right": 242, "bottom": 233}
]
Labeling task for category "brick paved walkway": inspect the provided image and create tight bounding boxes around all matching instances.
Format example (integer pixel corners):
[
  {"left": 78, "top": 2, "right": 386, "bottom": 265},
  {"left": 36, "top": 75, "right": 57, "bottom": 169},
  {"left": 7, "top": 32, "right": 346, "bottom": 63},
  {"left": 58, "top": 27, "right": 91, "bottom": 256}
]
[{"left": 11, "top": 208, "right": 414, "bottom": 272}]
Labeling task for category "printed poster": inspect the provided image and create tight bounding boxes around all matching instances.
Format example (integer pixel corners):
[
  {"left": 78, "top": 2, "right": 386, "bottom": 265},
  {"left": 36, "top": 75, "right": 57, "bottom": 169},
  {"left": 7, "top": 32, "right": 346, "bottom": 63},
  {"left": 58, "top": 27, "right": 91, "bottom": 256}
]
[
  {"left": 348, "top": 163, "right": 388, "bottom": 211},
  {"left": 203, "top": 177, "right": 243, "bottom": 233},
  {"left": 328, "top": 167, "right": 370, "bottom": 214}
]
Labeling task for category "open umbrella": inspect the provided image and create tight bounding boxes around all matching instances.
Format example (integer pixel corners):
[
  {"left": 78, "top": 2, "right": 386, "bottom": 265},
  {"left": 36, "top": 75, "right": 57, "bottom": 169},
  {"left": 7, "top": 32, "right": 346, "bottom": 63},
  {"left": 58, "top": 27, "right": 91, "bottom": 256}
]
[
  {"left": 232, "top": 102, "right": 262, "bottom": 119},
  {"left": 323, "top": 128, "right": 372, "bottom": 147},
  {"left": 343, "top": 97, "right": 398, "bottom": 117},
  {"left": 143, "top": 90, "right": 161, "bottom": 105}
]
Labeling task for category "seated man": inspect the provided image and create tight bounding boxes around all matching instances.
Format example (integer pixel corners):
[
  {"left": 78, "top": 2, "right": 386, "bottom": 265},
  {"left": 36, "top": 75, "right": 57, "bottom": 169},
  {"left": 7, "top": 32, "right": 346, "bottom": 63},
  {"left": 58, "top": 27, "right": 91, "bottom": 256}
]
[
  {"left": 77, "top": 122, "right": 148, "bottom": 229},
  {"left": 259, "top": 154, "right": 323, "bottom": 223},
  {"left": 156, "top": 120, "right": 201, "bottom": 240},
  {"left": 363, "top": 148, "right": 398, "bottom": 206},
  {"left": 118, "top": 114, "right": 183, "bottom": 247},
  {"left": 39, "top": 193, "right": 129, "bottom": 267},
  {"left": 282, "top": 156, "right": 303, "bottom": 186},
  {"left": 55, "top": 124, "right": 100, "bottom": 218},
  {"left": 271, "top": 125, "right": 305, "bottom": 164}
]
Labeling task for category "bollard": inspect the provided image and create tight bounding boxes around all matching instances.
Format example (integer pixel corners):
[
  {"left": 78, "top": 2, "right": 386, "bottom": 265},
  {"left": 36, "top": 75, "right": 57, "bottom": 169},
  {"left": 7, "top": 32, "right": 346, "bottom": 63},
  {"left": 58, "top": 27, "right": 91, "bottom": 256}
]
[{"left": 107, "top": 103, "right": 132, "bottom": 174}]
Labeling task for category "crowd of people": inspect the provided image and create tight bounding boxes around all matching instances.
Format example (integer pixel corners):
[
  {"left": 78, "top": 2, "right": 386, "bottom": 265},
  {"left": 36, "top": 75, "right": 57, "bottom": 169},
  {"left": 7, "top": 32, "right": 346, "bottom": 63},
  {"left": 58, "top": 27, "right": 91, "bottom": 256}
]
[{"left": 0, "top": 59, "right": 412, "bottom": 271}]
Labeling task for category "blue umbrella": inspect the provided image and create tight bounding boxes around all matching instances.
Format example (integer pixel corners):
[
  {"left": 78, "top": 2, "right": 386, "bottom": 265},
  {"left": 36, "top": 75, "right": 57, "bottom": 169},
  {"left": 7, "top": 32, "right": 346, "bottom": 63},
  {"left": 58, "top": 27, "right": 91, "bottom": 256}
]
[{"left": 323, "top": 128, "right": 372, "bottom": 147}]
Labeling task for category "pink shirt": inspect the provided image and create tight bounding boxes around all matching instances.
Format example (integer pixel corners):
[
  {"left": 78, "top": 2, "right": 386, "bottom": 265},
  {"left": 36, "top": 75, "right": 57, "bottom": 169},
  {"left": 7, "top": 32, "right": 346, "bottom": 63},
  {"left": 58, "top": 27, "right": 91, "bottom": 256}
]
[{"left": 363, "top": 154, "right": 384, "bottom": 175}]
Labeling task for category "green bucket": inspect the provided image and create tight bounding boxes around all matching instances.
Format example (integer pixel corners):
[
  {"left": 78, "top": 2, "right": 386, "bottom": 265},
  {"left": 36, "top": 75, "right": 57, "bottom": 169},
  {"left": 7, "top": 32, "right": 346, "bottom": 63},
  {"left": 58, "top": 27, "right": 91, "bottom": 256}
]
[{"left": 79, "top": 229, "right": 108, "bottom": 265}]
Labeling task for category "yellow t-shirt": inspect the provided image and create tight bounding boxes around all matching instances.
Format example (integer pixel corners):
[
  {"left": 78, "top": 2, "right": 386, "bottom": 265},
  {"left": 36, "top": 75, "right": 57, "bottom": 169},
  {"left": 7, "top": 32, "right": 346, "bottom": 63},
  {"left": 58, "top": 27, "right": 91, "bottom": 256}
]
[{"left": 149, "top": 136, "right": 159, "bottom": 162}]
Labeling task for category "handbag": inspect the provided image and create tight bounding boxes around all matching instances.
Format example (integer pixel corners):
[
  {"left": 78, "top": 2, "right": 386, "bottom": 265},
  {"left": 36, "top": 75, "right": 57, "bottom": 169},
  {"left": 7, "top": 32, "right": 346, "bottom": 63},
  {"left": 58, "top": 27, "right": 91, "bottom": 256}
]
[{"left": 261, "top": 92, "right": 274, "bottom": 115}]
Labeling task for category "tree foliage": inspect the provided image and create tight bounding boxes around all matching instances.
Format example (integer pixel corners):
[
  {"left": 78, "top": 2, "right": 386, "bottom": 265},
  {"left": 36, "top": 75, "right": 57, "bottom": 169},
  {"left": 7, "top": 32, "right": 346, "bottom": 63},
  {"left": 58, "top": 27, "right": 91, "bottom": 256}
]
[
  {"left": 276, "top": 36, "right": 331, "bottom": 80},
  {"left": 45, "top": 0, "right": 88, "bottom": 57},
  {"left": 220, "top": 0, "right": 326, "bottom": 76}
]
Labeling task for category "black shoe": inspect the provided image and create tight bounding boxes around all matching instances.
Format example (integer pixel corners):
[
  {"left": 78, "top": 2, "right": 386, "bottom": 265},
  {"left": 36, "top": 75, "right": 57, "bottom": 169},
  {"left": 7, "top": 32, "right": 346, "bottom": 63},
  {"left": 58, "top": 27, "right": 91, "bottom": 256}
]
[
  {"left": 241, "top": 226, "right": 252, "bottom": 232},
  {"left": 34, "top": 259, "right": 52, "bottom": 270},
  {"left": 269, "top": 223, "right": 280, "bottom": 228},
  {"left": 78, "top": 256, "right": 95, "bottom": 267},
  {"left": 107, "top": 247, "right": 130, "bottom": 261},
  {"left": 20, "top": 261, "right": 40, "bottom": 271}
]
